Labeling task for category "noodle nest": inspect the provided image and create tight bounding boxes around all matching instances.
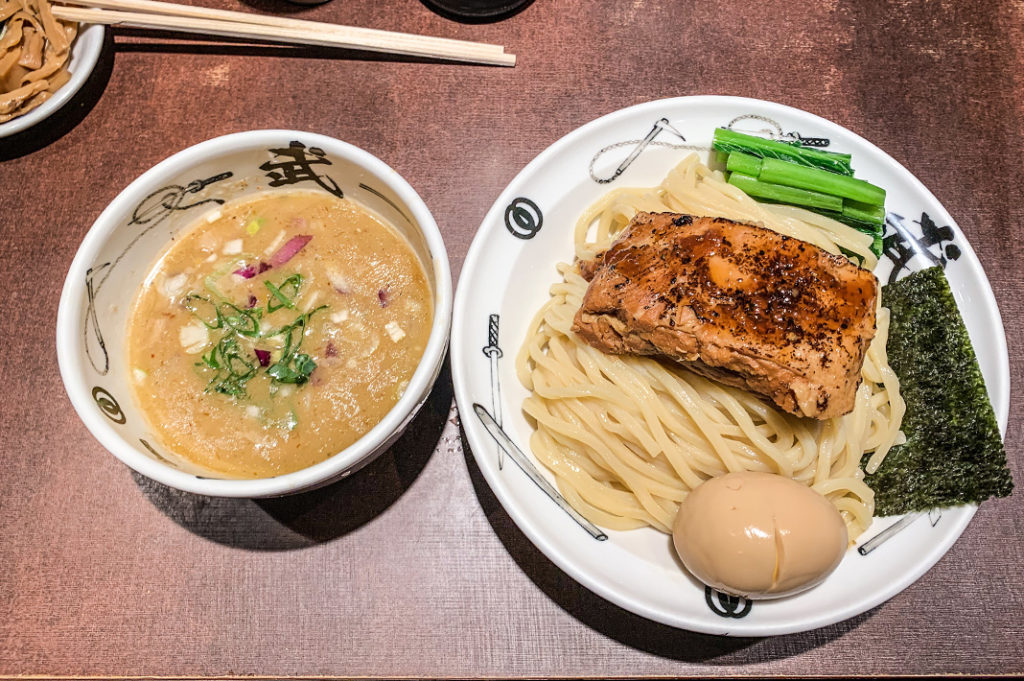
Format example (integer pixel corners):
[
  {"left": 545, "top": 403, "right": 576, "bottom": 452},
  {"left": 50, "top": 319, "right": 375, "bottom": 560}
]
[{"left": 516, "top": 153, "right": 905, "bottom": 540}]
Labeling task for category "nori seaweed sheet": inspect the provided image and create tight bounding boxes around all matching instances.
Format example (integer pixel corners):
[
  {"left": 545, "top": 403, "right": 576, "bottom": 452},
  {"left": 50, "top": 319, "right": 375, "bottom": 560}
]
[{"left": 868, "top": 266, "right": 1013, "bottom": 515}]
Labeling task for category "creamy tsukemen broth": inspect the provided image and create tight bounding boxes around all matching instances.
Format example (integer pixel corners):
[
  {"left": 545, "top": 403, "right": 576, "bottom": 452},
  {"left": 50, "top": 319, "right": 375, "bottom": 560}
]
[{"left": 127, "top": 190, "right": 433, "bottom": 478}]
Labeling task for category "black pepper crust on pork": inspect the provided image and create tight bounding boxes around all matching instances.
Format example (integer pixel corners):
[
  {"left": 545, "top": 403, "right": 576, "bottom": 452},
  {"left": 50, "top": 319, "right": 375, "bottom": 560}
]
[{"left": 571, "top": 212, "right": 878, "bottom": 419}]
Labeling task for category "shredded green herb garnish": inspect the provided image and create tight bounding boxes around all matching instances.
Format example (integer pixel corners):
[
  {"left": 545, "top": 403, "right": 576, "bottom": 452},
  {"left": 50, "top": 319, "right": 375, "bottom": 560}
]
[
  {"left": 184, "top": 269, "right": 326, "bottom": 399},
  {"left": 186, "top": 294, "right": 263, "bottom": 337},
  {"left": 220, "top": 301, "right": 262, "bottom": 337},
  {"left": 265, "top": 273, "right": 303, "bottom": 312},
  {"left": 868, "top": 266, "right": 1013, "bottom": 515},
  {"left": 198, "top": 335, "right": 258, "bottom": 398},
  {"left": 267, "top": 304, "right": 327, "bottom": 385},
  {"left": 185, "top": 294, "right": 222, "bottom": 329}
]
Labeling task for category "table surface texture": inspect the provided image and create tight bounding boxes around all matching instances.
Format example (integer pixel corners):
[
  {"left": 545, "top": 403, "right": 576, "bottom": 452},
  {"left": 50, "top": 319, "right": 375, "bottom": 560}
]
[{"left": 1, "top": 0, "right": 1023, "bottom": 677}]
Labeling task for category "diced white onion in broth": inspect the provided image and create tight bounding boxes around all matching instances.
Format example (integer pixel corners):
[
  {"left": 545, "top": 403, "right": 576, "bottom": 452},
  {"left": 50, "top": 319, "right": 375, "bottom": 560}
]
[
  {"left": 223, "top": 239, "right": 243, "bottom": 255},
  {"left": 179, "top": 322, "right": 209, "bottom": 354},
  {"left": 162, "top": 273, "right": 188, "bottom": 299},
  {"left": 385, "top": 321, "right": 406, "bottom": 342},
  {"left": 327, "top": 269, "right": 350, "bottom": 294}
]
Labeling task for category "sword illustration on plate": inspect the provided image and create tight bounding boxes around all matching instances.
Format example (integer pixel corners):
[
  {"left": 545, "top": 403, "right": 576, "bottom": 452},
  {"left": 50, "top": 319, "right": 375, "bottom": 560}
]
[
  {"left": 481, "top": 314, "right": 505, "bottom": 469},
  {"left": 473, "top": 403, "right": 607, "bottom": 541},
  {"left": 591, "top": 117, "right": 686, "bottom": 184}
]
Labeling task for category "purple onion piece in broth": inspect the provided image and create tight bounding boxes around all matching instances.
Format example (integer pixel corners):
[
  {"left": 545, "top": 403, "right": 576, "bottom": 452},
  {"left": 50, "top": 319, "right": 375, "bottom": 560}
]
[
  {"left": 269, "top": 235, "right": 312, "bottom": 267},
  {"left": 234, "top": 264, "right": 256, "bottom": 279}
]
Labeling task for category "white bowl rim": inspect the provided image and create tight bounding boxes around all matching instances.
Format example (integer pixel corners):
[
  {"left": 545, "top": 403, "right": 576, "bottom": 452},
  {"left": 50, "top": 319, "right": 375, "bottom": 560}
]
[
  {"left": 0, "top": 24, "right": 106, "bottom": 139},
  {"left": 56, "top": 129, "right": 453, "bottom": 497}
]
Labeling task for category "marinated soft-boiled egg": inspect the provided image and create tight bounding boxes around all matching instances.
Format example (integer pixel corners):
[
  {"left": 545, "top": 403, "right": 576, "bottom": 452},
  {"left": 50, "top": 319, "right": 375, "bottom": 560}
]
[{"left": 672, "top": 471, "right": 848, "bottom": 599}]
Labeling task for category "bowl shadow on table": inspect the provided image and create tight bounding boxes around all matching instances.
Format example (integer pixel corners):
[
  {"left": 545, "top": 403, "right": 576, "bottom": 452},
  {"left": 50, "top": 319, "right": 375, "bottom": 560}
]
[
  {"left": 0, "top": 30, "right": 115, "bottom": 162},
  {"left": 132, "top": 357, "right": 453, "bottom": 551},
  {"left": 459, "top": 425, "right": 878, "bottom": 663}
]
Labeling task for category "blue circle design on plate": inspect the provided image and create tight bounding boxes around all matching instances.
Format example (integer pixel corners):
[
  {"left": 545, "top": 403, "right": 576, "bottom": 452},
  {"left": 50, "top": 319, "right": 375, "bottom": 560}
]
[
  {"left": 504, "top": 197, "right": 543, "bottom": 239},
  {"left": 92, "top": 386, "right": 126, "bottom": 424},
  {"left": 705, "top": 586, "right": 752, "bottom": 618}
]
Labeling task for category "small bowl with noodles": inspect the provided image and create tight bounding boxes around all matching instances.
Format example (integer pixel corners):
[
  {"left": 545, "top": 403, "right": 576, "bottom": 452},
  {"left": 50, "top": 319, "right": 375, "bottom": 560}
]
[{"left": 0, "top": 0, "right": 105, "bottom": 138}]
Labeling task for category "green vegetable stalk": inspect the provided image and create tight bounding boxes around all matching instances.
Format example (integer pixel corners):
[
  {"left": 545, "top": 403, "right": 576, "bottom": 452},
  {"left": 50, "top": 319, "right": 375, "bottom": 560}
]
[
  {"left": 758, "top": 157, "right": 886, "bottom": 206},
  {"left": 728, "top": 172, "right": 844, "bottom": 212},
  {"left": 712, "top": 127, "right": 854, "bottom": 176},
  {"left": 725, "top": 151, "right": 763, "bottom": 177}
]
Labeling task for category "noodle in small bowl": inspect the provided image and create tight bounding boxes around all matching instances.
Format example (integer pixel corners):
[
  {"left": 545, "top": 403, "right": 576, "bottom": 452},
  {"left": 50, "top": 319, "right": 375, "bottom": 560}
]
[
  {"left": 0, "top": 1, "right": 104, "bottom": 139},
  {"left": 451, "top": 96, "right": 1009, "bottom": 635}
]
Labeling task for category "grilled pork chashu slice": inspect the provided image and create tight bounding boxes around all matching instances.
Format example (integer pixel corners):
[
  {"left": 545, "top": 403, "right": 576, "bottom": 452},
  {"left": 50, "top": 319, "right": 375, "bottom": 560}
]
[{"left": 571, "top": 213, "right": 878, "bottom": 419}]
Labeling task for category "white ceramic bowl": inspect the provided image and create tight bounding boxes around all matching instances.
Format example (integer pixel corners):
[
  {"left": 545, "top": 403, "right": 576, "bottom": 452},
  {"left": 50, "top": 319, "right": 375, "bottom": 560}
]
[
  {"left": 0, "top": 24, "right": 105, "bottom": 138},
  {"left": 57, "top": 130, "right": 453, "bottom": 497}
]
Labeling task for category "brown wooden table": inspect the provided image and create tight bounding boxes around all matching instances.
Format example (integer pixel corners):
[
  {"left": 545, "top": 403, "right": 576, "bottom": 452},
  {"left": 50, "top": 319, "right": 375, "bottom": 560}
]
[{"left": 2, "top": 0, "right": 1022, "bottom": 677}]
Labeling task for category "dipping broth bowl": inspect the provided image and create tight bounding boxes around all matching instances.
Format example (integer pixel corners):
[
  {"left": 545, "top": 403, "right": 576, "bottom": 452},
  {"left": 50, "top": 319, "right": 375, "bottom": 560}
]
[{"left": 57, "top": 130, "right": 453, "bottom": 497}]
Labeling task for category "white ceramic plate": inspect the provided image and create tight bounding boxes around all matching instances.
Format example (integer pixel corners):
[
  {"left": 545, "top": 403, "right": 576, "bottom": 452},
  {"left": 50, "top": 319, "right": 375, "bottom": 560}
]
[
  {"left": 0, "top": 24, "right": 105, "bottom": 139},
  {"left": 450, "top": 96, "right": 1009, "bottom": 636}
]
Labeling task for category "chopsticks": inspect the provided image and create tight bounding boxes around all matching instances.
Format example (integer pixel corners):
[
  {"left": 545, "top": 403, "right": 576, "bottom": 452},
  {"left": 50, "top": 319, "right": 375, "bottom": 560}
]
[{"left": 51, "top": 0, "right": 517, "bottom": 66}]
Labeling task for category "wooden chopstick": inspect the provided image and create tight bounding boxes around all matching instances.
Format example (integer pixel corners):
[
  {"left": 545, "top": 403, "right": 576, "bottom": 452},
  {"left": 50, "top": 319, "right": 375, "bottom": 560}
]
[
  {"left": 61, "top": 0, "right": 509, "bottom": 53},
  {"left": 59, "top": 0, "right": 507, "bottom": 55},
  {"left": 53, "top": 0, "right": 516, "bottom": 66}
]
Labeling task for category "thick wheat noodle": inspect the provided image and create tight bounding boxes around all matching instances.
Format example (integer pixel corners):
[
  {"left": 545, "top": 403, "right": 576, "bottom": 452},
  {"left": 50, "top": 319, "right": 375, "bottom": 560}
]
[{"left": 516, "top": 154, "right": 903, "bottom": 539}]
